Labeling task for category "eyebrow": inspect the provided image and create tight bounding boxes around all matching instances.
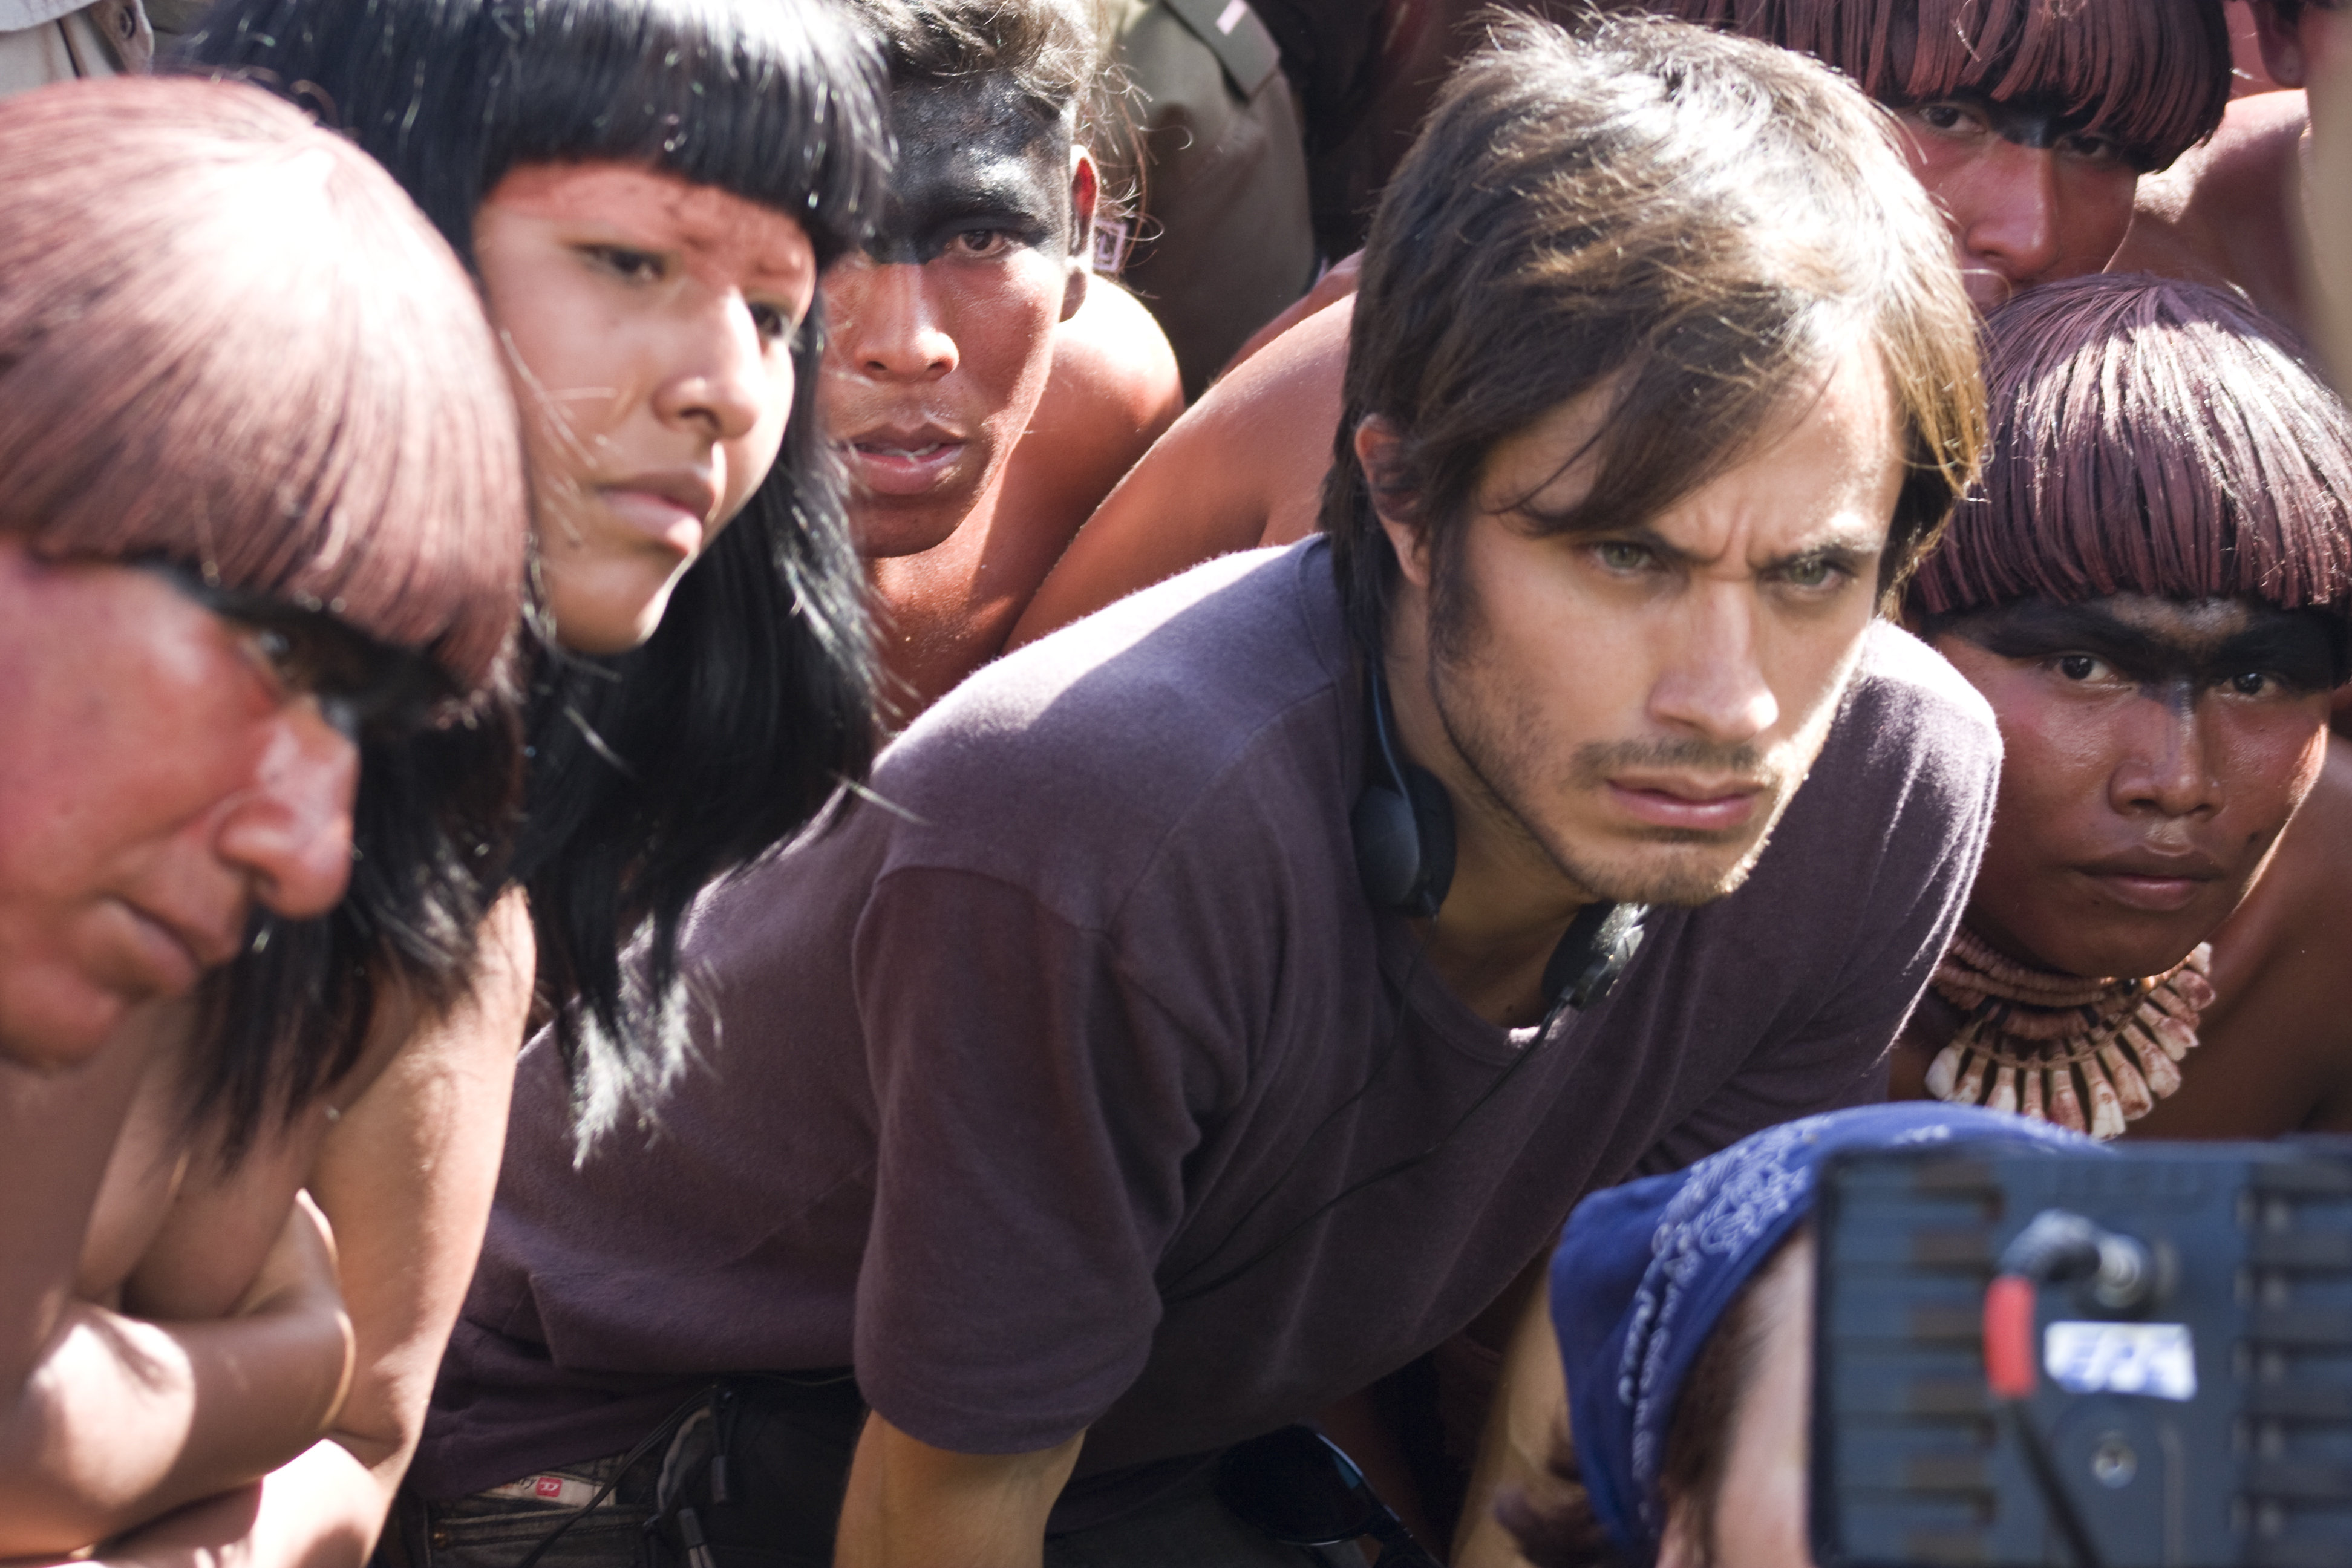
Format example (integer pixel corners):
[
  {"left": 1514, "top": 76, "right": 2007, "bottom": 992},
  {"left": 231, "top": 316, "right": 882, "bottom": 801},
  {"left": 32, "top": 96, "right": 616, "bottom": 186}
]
[
  {"left": 1946, "top": 602, "right": 2343, "bottom": 682},
  {"left": 1574, "top": 522, "right": 1883, "bottom": 574}
]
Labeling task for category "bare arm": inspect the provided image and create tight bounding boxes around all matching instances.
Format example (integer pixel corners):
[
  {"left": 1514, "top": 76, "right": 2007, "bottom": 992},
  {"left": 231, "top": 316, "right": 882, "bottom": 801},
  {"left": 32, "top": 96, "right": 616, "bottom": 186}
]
[
  {"left": 1452, "top": 1273, "right": 1570, "bottom": 1568},
  {"left": 0, "top": 1182, "right": 351, "bottom": 1554},
  {"left": 37, "top": 891, "right": 533, "bottom": 1567},
  {"left": 834, "top": 1411, "right": 1083, "bottom": 1568},
  {"left": 2308, "top": 10, "right": 2352, "bottom": 384},
  {"left": 1003, "top": 295, "right": 1351, "bottom": 650},
  {"left": 0, "top": 1011, "right": 356, "bottom": 1557}
]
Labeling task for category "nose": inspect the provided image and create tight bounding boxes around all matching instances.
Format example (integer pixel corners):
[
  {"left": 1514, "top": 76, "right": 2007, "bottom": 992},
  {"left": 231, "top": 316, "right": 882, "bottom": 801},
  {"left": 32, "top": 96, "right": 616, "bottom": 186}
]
[
  {"left": 649, "top": 285, "right": 768, "bottom": 443},
  {"left": 2111, "top": 690, "right": 2221, "bottom": 821},
  {"left": 1953, "top": 142, "right": 2062, "bottom": 305},
  {"left": 212, "top": 701, "right": 360, "bottom": 922},
  {"left": 826, "top": 256, "right": 958, "bottom": 381},
  {"left": 1647, "top": 584, "right": 1779, "bottom": 746}
]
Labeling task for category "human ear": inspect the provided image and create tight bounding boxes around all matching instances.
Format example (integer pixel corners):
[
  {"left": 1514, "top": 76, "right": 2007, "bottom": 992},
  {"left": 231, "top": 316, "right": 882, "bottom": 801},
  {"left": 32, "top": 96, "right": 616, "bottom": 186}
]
[
  {"left": 2250, "top": 1, "right": 2309, "bottom": 87},
  {"left": 1354, "top": 416, "right": 1432, "bottom": 589},
  {"left": 1062, "top": 146, "right": 1097, "bottom": 323}
]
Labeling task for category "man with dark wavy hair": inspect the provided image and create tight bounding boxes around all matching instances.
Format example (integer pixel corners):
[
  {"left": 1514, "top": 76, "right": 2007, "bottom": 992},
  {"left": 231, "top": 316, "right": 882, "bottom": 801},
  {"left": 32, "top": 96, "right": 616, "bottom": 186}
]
[{"left": 421, "top": 14, "right": 1998, "bottom": 1564}]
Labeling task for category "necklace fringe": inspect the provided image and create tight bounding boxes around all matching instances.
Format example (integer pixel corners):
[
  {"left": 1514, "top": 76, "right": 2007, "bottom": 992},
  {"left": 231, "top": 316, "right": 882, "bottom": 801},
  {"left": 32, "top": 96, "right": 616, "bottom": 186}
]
[{"left": 1921, "top": 926, "right": 2213, "bottom": 1141}]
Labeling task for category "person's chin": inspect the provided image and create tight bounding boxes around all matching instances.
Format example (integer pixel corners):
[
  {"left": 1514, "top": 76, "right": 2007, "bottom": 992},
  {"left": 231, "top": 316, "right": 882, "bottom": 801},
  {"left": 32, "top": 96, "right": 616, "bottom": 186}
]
[
  {"left": 1550, "top": 823, "right": 1771, "bottom": 909},
  {"left": 852, "top": 492, "right": 981, "bottom": 560},
  {"left": 544, "top": 558, "right": 690, "bottom": 655},
  {"left": 2007, "top": 905, "right": 2227, "bottom": 983},
  {"left": 0, "top": 965, "right": 134, "bottom": 1072}
]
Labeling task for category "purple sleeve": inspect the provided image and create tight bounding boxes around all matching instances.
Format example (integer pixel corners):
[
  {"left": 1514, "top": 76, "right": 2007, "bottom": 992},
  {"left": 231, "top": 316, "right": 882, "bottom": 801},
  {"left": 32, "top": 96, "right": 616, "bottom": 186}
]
[
  {"left": 1636, "top": 684, "right": 2003, "bottom": 1176},
  {"left": 849, "top": 866, "right": 1227, "bottom": 1455}
]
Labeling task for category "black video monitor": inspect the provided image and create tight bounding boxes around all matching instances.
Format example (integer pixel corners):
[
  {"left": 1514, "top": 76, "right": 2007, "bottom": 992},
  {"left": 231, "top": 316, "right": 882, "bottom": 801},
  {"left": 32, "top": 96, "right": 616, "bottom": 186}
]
[{"left": 1811, "top": 1141, "right": 2352, "bottom": 1567}]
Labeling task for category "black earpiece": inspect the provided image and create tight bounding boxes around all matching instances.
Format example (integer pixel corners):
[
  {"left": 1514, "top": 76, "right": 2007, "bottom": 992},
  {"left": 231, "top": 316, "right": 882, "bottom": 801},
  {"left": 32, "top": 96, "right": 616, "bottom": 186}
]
[
  {"left": 1351, "top": 659, "right": 1454, "bottom": 920},
  {"left": 1351, "top": 656, "right": 1647, "bottom": 1016}
]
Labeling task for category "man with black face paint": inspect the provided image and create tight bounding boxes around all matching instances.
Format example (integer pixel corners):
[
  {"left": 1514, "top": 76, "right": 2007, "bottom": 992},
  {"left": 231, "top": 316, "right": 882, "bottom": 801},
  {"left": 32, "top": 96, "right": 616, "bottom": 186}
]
[
  {"left": 826, "top": 0, "right": 1181, "bottom": 723},
  {"left": 1890, "top": 275, "right": 2352, "bottom": 1142}
]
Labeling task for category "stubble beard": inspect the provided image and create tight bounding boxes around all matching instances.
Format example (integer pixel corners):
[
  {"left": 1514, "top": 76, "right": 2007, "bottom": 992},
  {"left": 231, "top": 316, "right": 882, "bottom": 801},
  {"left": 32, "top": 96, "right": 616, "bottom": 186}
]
[{"left": 1423, "top": 566, "right": 1822, "bottom": 910}]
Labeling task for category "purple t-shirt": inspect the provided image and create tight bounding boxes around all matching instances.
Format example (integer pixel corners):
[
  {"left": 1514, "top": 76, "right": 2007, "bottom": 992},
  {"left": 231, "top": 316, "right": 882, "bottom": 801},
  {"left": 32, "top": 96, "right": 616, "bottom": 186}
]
[{"left": 416, "top": 541, "right": 2000, "bottom": 1524}]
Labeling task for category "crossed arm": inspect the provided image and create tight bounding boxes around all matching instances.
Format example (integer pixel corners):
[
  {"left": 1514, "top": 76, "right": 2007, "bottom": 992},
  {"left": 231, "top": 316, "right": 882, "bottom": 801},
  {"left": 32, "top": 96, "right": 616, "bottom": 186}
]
[{"left": 1, "top": 891, "right": 533, "bottom": 1567}]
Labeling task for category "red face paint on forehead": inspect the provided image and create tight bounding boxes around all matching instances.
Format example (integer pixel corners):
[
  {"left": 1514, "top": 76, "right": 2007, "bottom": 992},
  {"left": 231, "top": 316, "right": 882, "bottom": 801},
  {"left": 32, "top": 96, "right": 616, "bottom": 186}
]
[
  {"left": 486, "top": 162, "right": 817, "bottom": 300},
  {"left": 474, "top": 159, "right": 817, "bottom": 653}
]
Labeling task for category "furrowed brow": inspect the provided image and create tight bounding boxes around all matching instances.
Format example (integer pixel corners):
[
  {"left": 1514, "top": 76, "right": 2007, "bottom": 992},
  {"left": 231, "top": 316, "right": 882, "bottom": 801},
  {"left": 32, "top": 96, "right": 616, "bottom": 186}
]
[{"left": 1763, "top": 530, "right": 1882, "bottom": 574}]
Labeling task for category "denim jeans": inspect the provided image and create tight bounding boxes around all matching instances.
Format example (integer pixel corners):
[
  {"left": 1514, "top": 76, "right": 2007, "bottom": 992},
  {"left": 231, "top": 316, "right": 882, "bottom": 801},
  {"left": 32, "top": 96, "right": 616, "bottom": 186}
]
[
  {"left": 379, "top": 1450, "right": 660, "bottom": 1568},
  {"left": 383, "top": 1447, "right": 1362, "bottom": 1568}
]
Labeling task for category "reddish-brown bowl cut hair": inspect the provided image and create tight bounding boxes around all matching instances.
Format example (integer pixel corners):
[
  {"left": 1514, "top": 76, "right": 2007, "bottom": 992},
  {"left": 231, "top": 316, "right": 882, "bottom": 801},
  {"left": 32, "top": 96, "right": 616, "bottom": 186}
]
[
  {"left": 1910, "top": 275, "right": 2352, "bottom": 620},
  {"left": 0, "top": 74, "right": 526, "bottom": 693},
  {"left": 1621, "top": 0, "right": 2232, "bottom": 171}
]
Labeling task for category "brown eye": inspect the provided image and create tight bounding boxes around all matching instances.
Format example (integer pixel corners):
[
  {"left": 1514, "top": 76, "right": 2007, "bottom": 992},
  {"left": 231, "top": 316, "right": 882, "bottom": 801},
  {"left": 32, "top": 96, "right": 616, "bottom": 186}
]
[
  {"left": 951, "top": 229, "right": 1013, "bottom": 259},
  {"left": 2056, "top": 654, "right": 2100, "bottom": 681},
  {"left": 2230, "top": 671, "right": 2270, "bottom": 696},
  {"left": 749, "top": 299, "right": 794, "bottom": 345},
  {"left": 2057, "top": 131, "right": 2125, "bottom": 166}
]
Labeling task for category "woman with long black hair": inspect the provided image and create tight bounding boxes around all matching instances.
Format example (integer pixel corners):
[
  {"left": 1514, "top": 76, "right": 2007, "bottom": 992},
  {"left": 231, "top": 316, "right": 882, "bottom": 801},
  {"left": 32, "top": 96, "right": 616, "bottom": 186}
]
[{"left": 140, "top": 0, "right": 891, "bottom": 1555}]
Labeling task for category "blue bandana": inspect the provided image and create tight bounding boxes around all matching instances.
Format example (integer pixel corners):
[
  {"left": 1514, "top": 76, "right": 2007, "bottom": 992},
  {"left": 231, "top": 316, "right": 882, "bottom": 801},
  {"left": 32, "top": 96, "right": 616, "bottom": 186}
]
[{"left": 1552, "top": 1104, "right": 2097, "bottom": 1565}]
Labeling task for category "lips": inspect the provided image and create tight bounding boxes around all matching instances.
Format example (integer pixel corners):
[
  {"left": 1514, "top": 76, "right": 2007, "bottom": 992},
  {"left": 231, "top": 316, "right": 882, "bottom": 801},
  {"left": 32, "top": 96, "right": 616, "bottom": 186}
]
[
  {"left": 117, "top": 898, "right": 243, "bottom": 997},
  {"left": 1606, "top": 774, "right": 1771, "bottom": 834},
  {"left": 840, "top": 422, "right": 967, "bottom": 497},
  {"left": 597, "top": 469, "right": 720, "bottom": 558},
  {"left": 2076, "top": 849, "right": 2226, "bottom": 914}
]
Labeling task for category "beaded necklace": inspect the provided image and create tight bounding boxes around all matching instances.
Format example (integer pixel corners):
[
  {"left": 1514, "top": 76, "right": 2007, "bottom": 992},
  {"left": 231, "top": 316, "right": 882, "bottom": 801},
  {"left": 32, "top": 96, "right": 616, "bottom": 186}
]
[{"left": 1921, "top": 926, "right": 2213, "bottom": 1140}]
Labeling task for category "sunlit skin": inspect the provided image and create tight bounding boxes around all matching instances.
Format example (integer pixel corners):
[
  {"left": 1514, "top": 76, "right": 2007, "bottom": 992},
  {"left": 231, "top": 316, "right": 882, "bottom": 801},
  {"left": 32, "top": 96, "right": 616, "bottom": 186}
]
[
  {"left": 2112, "top": 6, "right": 2352, "bottom": 362},
  {"left": 1657, "top": 1234, "right": 1815, "bottom": 1568},
  {"left": 825, "top": 79, "right": 1091, "bottom": 561},
  {"left": 826, "top": 76, "right": 1184, "bottom": 719},
  {"left": 1889, "top": 595, "right": 2352, "bottom": 1135},
  {"left": 473, "top": 163, "right": 818, "bottom": 655},
  {"left": 1370, "top": 344, "right": 1906, "bottom": 1026},
  {"left": 0, "top": 543, "right": 357, "bottom": 1071},
  {"left": 1892, "top": 94, "right": 2143, "bottom": 312}
]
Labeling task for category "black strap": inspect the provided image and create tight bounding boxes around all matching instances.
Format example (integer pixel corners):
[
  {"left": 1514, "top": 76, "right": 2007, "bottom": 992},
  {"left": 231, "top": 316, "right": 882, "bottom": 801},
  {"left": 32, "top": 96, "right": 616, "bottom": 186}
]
[{"left": 1163, "top": 0, "right": 1282, "bottom": 97}]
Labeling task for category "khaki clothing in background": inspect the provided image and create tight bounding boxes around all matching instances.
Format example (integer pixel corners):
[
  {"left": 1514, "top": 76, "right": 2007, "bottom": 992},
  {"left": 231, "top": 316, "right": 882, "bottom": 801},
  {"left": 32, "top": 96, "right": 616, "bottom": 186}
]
[
  {"left": 0, "top": 0, "right": 148, "bottom": 96},
  {"left": 1102, "top": 0, "right": 1319, "bottom": 397}
]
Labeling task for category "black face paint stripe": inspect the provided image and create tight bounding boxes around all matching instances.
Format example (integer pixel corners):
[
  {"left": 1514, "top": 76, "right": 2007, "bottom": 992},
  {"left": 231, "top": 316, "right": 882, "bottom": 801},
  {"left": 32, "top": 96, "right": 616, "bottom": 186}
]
[
  {"left": 864, "top": 76, "right": 1071, "bottom": 266},
  {"left": 1929, "top": 599, "right": 2346, "bottom": 693},
  {"left": 1896, "top": 90, "right": 2157, "bottom": 169}
]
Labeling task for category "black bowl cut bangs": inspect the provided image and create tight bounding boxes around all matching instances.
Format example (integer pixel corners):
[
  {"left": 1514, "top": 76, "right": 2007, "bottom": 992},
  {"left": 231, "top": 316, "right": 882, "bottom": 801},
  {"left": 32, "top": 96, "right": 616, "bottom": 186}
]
[{"left": 179, "top": 0, "right": 890, "bottom": 270}]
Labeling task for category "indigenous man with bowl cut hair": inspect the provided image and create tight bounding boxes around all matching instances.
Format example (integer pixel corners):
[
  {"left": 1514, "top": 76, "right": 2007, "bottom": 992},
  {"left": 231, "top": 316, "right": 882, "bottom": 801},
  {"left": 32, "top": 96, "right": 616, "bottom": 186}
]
[
  {"left": 831, "top": 0, "right": 1182, "bottom": 724},
  {"left": 0, "top": 76, "right": 531, "bottom": 1563},
  {"left": 1889, "top": 274, "right": 2352, "bottom": 1140},
  {"left": 420, "top": 15, "right": 1997, "bottom": 1563},
  {"left": 1005, "top": 0, "right": 2235, "bottom": 647}
]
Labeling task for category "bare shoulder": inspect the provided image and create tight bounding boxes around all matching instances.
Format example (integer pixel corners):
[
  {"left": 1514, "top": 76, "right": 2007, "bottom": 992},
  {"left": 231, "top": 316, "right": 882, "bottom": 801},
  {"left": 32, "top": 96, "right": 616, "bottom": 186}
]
[
  {"left": 1218, "top": 292, "right": 1353, "bottom": 538},
  {"left": 2164, "top": 735, "right": 2352, "bottom": 1134},
  {"left": 1039, "top": 279, "right": 1183, "bottom": 437},
  {"left": 2114, "top": 91, "right": 2307, "bottom": 324},
  {"left": 113, "top": 893, "right": 534, "bottom": 1321},
  {"left": 1005, "top": 296, "right": 1351, "bottom": 645}
]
